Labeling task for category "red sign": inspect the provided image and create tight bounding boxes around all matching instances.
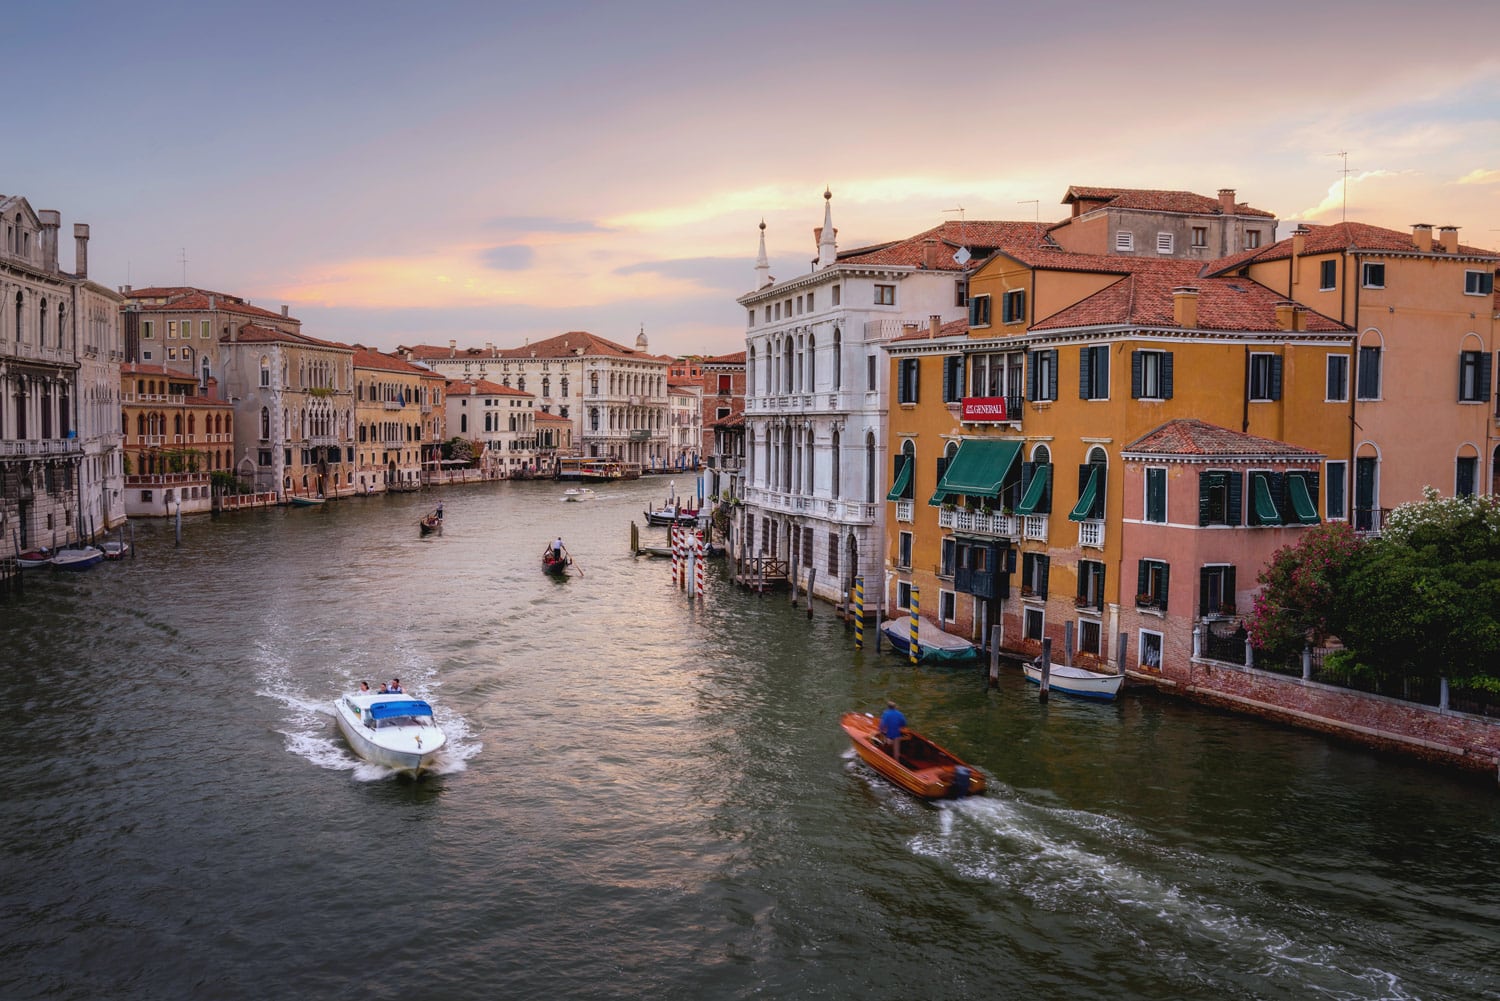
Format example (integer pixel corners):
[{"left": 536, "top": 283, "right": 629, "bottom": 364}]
[{"left": 961, "top": 396, "right": 1008, "bottom": 422}]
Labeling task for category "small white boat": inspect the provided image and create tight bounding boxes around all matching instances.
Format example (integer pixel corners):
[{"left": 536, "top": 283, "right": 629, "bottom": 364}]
[
  {"left": 100, "top": 540, "right": 131, "bottom": 560},
  {"left": 1022, "top": 660, "right": 1124, "bottom": 701},
  {"left": 333, "top": 691, "right": 447, "bottom": 775},
  {"left": 289, "top": 495, "right": 326, "bottom": 507},
  {"left": 880, "top": 616, "right": 980, "bottom": 664},
  {"left": 50, "top": 546, "right": 106, "bottom": 571},
  {"left": 563, "top": 487, "right": 595, "bottom": 502},
  {"left": 17, "top": 548, "right": 53, "bottom": 568}
]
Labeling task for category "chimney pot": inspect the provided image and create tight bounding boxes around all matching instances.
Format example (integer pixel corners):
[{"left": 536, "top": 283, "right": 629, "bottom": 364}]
[
  {"left": 1412, "top": 223, "right": 1433, "bottom": 252},
  {"left": 1218, "top": 189, "right": 1236, "bottom": 214},
  {"left": 1438, "top": 225, "right": 1459, "bottom": 254},
  {"left": 73, "top": 223, "right": 89, "bottom": 279},
  {"left": 928, "top": 314, "right": 941, "bottom": 338},
  {"left": 280, "top": 304, "right": 289, "bottom": 318},
  {"left": 1172, "top": 286, "right": 1200, "bottom": 328}
]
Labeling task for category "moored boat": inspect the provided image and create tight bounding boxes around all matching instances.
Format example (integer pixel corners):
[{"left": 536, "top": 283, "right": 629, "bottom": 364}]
[
  {"left": 17, "top": 548, "right": 53, "bottom": 568},
  {"left": 643, "top": 506, "right": 702, "bottom": 527},
  {"left": 333, "top": 691, "right": 447, "bottom": 775},
  {"left": 880, "top": 616, "right": 980, "bottom": 664},
  {"left": 100, "top": 540, "right": 131, "bottom": 560},
  {"left": 840, "top": 711, "right": 985, "bottom": 799},
  {"left": 289, "top": 494, "right": 325, "bottom": 507},
  {"left": 50, "top": 546, "right": 105, "bottom": 571},
  {"left": 1021, "top": 660, "right": 1123, "bottom": 701}
]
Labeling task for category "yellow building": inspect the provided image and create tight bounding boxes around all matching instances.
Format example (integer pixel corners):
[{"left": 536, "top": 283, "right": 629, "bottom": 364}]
[{"left": 352, "top": 347, "right": 443, "bottom": 493}]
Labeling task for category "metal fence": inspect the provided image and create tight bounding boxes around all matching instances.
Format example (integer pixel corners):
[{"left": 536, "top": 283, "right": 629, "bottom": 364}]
[{"left": 1256, "top": 647, "right": 1500, "bottom": 718}]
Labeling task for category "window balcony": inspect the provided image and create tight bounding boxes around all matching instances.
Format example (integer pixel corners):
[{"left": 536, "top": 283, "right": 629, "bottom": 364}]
[
  {"left": 895, "top": 499, "right": 914, "bottom": 523},
  {"left": 1079, "top": 519, "right": 1105, "bottom": 549},
  {"left": 938, "top": 507, "right": 1019, "bottom": 537},
  {"left": 1135, "top": 593, "right": 1166, "bottom": 612},
  {"left": 1023, "top": 514, "right": 1048, "bottom": 542}
]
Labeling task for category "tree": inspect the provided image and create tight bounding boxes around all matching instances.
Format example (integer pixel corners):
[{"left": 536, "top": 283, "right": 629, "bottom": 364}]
[
  {"left": 1337, "top": 489, "right": 1500, "bottom": 690},
  {"left": 1246, "top": 522, "right": 1364, "bottom": 665}
]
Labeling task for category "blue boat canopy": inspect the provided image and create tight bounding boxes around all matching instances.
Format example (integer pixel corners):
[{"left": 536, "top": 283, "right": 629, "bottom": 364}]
[{"left": 369, "top": 699, "right": 434, "bottom": 720}]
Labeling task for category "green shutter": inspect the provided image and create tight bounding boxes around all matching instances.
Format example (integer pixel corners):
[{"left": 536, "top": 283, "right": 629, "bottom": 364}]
[
  {"left": 1287, "top": 472, "right": 1320, "bottom": 524},
  {"left": 1015, "top": 463, "right": 1051, "bottom": 515},
  {"left": 1250, "top": 472, "right": 1282, "bottom": 525},
  {"left": 886, "top": 456, "right": 913, "bottom": 502},
  {"left": 1068, "top": 465, "right": 1101, "bottom": 522}
]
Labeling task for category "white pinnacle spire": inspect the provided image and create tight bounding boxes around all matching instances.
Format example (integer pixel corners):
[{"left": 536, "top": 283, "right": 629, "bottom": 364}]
[
  {"left": 817, "top": 187, "right": 836, "bottom": 269},
  {"left": 755, "top": 219, "right": 771, "bottom": 289}
]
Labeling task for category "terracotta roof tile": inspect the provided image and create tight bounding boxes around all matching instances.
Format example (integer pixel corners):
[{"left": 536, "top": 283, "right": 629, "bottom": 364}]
[
  {"left": 1206, "top": 222, "right": 1500, "bottom": 274},
  {"left": 1063, "top": 186, "right": 1276, "bottom": 219},
  {"left": 836, "top": 220, "right": 1053, "bottom": 270},
  {"left": 445, "top": 378, "right": 531, "bottom": 397},
  {"left": 534, "top": 410, "right": 571, "bottom": 423},
  {"left": 1124, "top": 419, "right": 1323, "bottom": 459},
  {"left": 122, "top": 286, "right": 295, "bottom": 322},
  {"left": 890, "top": 317, "right": 969, "bottom": 342},
  {"left": 228, "top": 322, "right": 349, "bottom": 350},
  {"left": 352, "top": 346, "right": 435, "bottom": 375}
]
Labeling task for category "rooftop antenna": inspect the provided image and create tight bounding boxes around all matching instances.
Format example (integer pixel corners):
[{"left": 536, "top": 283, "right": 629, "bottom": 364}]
[
  {"left": 1326, "top": 151, "right": 1355, "bottom": 222},
  {"left": 943, "top": 205, "right": 970, "bottom": 265},
  {"left": 1018, "top": 198, "right": 1041, "bottom": 240},
  {"left": 178, "top": 247, "right": 189, "bottom": 284}
]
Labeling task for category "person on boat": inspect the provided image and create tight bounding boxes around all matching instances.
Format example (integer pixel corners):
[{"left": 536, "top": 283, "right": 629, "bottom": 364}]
[
  {"left": 389, "top": 678, "right": 403, "bottom": 694},
  {"left": 378, "top": 683, "right": 389, "bottom": 694},
  {"left": 551, "top": 536, "right": 565, "bottom": 558},
  {"left": 879, "top": 701, "right": 907, "bottom": 763},
  {"left": 359, "top": 681, "right": 371, "bottom": 694},
  {"left": 435, "top": 501, "right": 444, "bottom": 521}
]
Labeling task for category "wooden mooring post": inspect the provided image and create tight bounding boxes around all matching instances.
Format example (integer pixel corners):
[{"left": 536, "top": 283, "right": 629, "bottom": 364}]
[
  {"left": 1039, "top": 637, "right": 1053, "bottom": 702},
  {"left": 988, "top": 624, "right": 1002, "bottom": 688},
  {"left": 805, "top": 568, "right": 816, "bottom": 619}
]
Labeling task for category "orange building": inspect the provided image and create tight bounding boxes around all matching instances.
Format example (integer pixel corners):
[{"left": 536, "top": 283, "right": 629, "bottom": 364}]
[{"left": 119, "top": 363, "right": 234, "bottom": 515}]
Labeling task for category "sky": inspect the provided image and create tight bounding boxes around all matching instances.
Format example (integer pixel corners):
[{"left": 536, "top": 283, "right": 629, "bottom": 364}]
[{"left": 9, "top": 0, "right": 1500, "bottom": 359}]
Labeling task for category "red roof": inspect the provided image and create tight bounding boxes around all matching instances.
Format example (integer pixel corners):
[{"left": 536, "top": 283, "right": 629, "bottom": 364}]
[
  {"left": 1206, "top": 221, "right": 1499, "bottom": 273},
  {"left": 1124, "top": 419, "right": 1323, "bottom": 459},
  {"left": 228, "top": 323, "right": 348, "bottom": 350},
  {"left": 702, "top": 351, "right": 746, "bottom": 365},
  {"left": 534, "top": 410, "right": 571, "bottom": 423},
  {"left": 836, "top": 220, "right": 1052, "bottom": 271},
  {"left": 352, "top": 346, "right": 435, "bottom": 375},
  {"left": 890, "top": 317, "right": 969, "bottom": 342},
  {"left": 122, "top": 286, "right": 295, "bottom": 322},
  {"left": 1062, "top": 186, "right": 1276, "bottom": 219},
  {"left": 496, "top": 331, "right": 651, "bottom": 360},
  {"left": 445, "top": 378, "right": 531, "bottom": 397}
]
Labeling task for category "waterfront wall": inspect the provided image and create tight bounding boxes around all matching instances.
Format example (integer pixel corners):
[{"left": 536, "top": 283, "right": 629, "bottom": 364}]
[{"left": 1143, "top": 658, "right": 1500, "bottom": 778}]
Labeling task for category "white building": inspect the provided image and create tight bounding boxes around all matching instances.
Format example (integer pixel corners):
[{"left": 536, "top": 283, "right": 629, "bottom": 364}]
[
  {"left": 666, "top": 379, "right": 703, "bottom": 470},
  {"left": 444, "top": 378, "right": 537, "bottom": 476},
  {"left": 737, "top": 190, "right": 1031, "bottom": 602},
  {"left": 2, "top": 196, "right": 124, "bottom": 558}
]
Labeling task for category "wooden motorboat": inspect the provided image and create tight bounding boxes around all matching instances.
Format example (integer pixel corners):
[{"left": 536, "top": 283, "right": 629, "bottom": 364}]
[
  {"left": 50, "top": 546, "right": 105, "bottom": 571},
  {"left": 643, "top": 506, "right": 702, "bottom": 527},
  {"left": 289, "top": 495, "right": 326, "bottom": 507},
  {"left": 880, "top": 616, "right": 980, "bottom": 664},
  {"left": 333, "top": 691, "right": 447, "bottom": 775},
  {"left": 840, "top": 711, "right": 986, "bottom": 800},
  {"left": 1022, "top": 660, "right": 1123, "bottom": 701}
]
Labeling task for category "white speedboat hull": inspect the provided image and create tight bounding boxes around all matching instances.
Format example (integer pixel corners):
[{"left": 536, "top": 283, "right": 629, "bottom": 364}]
[
  {"left": 333, "top": 693, "right": 447, "bottom": 774},
  {"left": 1022, "top": 661, "right": 1123, "bottom": 701},
  {"left": 50, "top": 546, "right": 105, "bottom": 570}
]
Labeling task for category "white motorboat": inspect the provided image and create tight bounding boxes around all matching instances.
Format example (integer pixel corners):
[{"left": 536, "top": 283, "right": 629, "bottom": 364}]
[
  {"left": 1022, "top": 660, "right": 1124, "bottom": 701},
  {"left": 562, "top": 487, "right": 595, "bottom": 502},
  {"left": 333, "top": 691, "right": 447, "bottom": 775},
  {"left": 100, "top": 540, "right": 131, "bottom": 560},
  {"left": 50, "top": 546, "right": 105, "bottom": 571}
]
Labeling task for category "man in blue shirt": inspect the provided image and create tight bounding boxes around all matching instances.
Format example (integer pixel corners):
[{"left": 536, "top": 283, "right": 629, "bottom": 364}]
[{"left": 879, "top": 701, "right": 906, "bottom": 763}]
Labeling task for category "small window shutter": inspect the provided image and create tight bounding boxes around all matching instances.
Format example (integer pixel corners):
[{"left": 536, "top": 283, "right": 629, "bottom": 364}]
[
  {"left": 1481, "top": 352, "right": 1494, "bottom": 404},
  {"left": 1041, "top": 463, "right": 1053, "bottom": 514},
  {"left": 1226, "top": 565, "right": 1237, "bottom": 605},
  {"left": 1097, "top": 347, "right": 1108, "bottom": 397},
  {"left": 1269, "top": 471, "right": 1285, "bottom": 520},
  {"left": 1198, "top": 471, "right": 1213, "bottom": 526},
  {"left": 1458, "top": 353, "right": 1468, "bottom": 402},
  {"left": 1047, "top": 351, "right": 1058, "bottom": 400},
  {"left": 1270, "top": 356, "right": 1283, "bottom": 401},
  {"left": 1092, "top": 465, "right": 1106, "bottom": 518},
  {"left": 1078, "top": 463, "right": 1091, "bottom": 496},
  {"left": 1093, "top": 561, "right": 1105, "bottom": 598},
  {"left": 1020, "top": 461, "right": 1034, "bottom": 496},
  {"left": 1160, "top": 565, "right": 1170, "bottom": 608},
  {"left": 1148, "top": 469, "right": 1165, "bottom": 522},
  {"left": 1027, "top": 353, "right": 1038, "bottom": 400},
  {"left": 1079, "top": 346, "right": 1092, "bottom": 399},
  {"left": 1137, "top": 560, "right": 1149, "bottom": 596},
  {"left": 1038, "top": 557, "right": 1049, "bottom": 597},
  {"left": 1199, "top": 568, "right": 1211, "bottom": 615},
  {"left": 1227, "top": 471, "right": 1243, "bottom": 526},
  {"left": 1131, "top": 350, "right": 1143, "bottom": 398},
  {"left": 942, "top": 356, "right": 954, "bottom": 401},
  {"left": 1162, "top": 352, "right": 1174, "bottom": 399}
]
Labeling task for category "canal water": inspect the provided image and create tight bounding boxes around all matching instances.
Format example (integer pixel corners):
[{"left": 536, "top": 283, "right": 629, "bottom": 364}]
[{"left": 3, "top": 477, "right": 1497, "bottom": 1001}]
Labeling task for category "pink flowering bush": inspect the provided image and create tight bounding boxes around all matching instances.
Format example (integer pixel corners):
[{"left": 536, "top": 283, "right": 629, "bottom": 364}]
[{"left": 1246, "top": 522, "right": 1363, "bottom": 665}]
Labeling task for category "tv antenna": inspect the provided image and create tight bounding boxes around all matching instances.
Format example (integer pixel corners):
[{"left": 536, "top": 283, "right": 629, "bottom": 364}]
[
  {"left": 178, "top": 247, "right": 189, "bottom": 284},
  {"left": 944, "top": 206, "right": 970, "bottom": 265},
  {"left": 1327, "top": 151, "right": 1356, "bottom": 222}
]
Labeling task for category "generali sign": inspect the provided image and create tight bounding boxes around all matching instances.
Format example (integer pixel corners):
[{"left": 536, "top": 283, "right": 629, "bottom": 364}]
[{"left": 961, "top": 396, "right": 1008, "bottom": 422}]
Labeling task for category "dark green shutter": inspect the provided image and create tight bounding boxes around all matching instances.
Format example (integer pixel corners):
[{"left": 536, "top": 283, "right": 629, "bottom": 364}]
[
  {"left": 1198, "top": 471, "right": 1216, "bottom": 526},
  {"left": 1027, "top": 353, "right": 1038, "bottom": 400},
  {"left": 1137, "top": 560, "right": 1148, "bottom": 597},
  {"left": 1160, "top": 565, "right": 1170, "bottom": 610},
  {"left": 1481, "top": 352, "right": 1493, "bottom": 405},
  {"left": 1047, "top": 351, "right": 1058, "bottom": 400},
  {"left": 942, "top": 355, "right": 954, "bottom": 402},
  {"left": 1200, "top": 568, "right": 1211, "bottom": 615},
  {"left": 1038, "top": 557, "right": 1049, "bottom": 597},
  {"left": 1270, "top": 356, "right": 1283, "bottom": 401},
  {"left": 1131, "top": 350, "right": 1143, "bottom": 398},
  {"left": 1227, "top": 471, "right": 1242, "bottom": 526},
  {"left": 1162, "top": 351, "right": 1174, "bottom": 399},
  {"left": 1079, "top": 346, "right": 1092, "bottom": 399}
]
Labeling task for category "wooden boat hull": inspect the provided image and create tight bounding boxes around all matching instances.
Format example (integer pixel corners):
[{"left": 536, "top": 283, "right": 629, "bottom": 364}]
[
  {"left": 419, "top": 518, "right": 441, "bottom": 535},
  {"left": 1022, "top": 661, "right": 1123, "bottom": 701},
  {"left": 542, "top": 554, "right": 570, "bottom": 575},
  {"left": 643, "top": 509, "right": 701, "bottom": 527},
  {"left": 840, "top": 712, "right": 985, "bottom": 799}
]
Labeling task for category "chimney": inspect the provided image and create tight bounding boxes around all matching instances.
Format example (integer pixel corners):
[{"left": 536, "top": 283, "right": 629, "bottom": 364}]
[
  {"left": 1291, "top": 226, "right": 1308, "bottom": 285},
  {"left": 1274, "top": 301, "right": 1296, "bottom": 331},
  {"left": 928, "top": 314, "right": 942, "bottom": 339},
  {"left": 901, "top": 322, "right": 920, "bottom": 338},
  {"left": 120, "top": 284, "right": 132, "bottom": 294},
  {"left": 449, "top": 339, "right": 457, "bottom": 357},
  {"left": 73, "top": 223, "right": 89, "bottom": 278},
  {"left": 1172, "top": 286, "right": 1200, "bottom": 328},
  {"left": 922, "top": 239, "right": 939, "bottom": 270},
  {"left": 37, "top": 209, "right": 60, "bottom": 271},
  {"left": 1438, "top": 226, "right": 1459, "bottom": 254},
  {"left": 1412, "top": 223, "right": 1433, "bottom": 253},
  {"left": 1293, "top": 306, "right": 1308, "bottom": 332},
  {"left": 280, "top": 304, "right": 289, "bottom": 318},
  {"left": 1218, "top": 189, "right": 1236, "bottom": 215},
  {"left": 208, "top": 295, "right": 216, "bottom": 310}
]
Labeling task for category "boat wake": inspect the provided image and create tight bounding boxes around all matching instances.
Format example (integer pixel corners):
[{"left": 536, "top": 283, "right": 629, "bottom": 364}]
[{"left": 904, "top": 789, "right": 1425, "bottom": 1000}]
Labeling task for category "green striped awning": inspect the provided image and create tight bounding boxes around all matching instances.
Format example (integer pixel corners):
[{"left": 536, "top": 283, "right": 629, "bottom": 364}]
[
  {"left": 926, "top": 438, "right": 1022, "bottom": 505},
  {"left": 885, "top": 457, "right": 913, "bottom": 502},
  {"left": 1251, "top": 472, "right": 1282, "bottom": 525},
  {"left": 1068, "top": 465, "right": 1101, "bottom": 522},
  {"left": 1287, "top": 474, "right": 1320, "bottom": 524},
  {"left": 1014, "top": 464, "right": 1050, "bottom": 515}
]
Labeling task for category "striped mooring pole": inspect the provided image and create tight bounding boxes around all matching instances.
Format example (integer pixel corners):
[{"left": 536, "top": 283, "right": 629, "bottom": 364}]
[
  {"left": 694, "top": 530, "right": 705, "bottom": 599},
  {"left": 853, "top": 576, "right": 865, "bottom": 650},
  {"left": 908, "top": 586, "right": 920, "bottom": 666}
]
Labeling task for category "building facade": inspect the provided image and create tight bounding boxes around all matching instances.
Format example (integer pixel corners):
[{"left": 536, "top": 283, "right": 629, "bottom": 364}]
[
  {"left": 119, "top": 364, "right": 234, "bottom": 515},
  {"left": 444, "top": 378, "right": 537, "bottom": 477}
]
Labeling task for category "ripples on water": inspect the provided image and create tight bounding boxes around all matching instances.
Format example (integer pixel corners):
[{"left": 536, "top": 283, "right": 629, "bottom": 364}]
[{"left": 3, "top": 478, "right": 1498, "bottom": 1001}]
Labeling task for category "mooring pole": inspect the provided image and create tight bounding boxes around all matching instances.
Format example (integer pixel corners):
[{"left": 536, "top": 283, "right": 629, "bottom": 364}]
[
  {"left": 853, "top": 576, "right": 865, "bottom": 650},
  {"left": 1039, "top": 637, "right": 1053, "bottom": 702},
  {"left": 989, "top": 624, "right": 1002, "bottom": 688},
  {"left": 908, "top": 586, "right": 920, "bottom": 666},
  {"left": 805, "top": 567, "right": 816, "bottom": 619}
]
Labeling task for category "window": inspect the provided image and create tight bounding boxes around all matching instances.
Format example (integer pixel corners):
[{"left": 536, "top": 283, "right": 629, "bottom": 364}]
[
  {"left": 1079, "top": 345, "right": 1109, "bottom": 400},
  {"left": 1156, "top": 232, "right": 1174, "bottom": 254},
  {"left": 747, "top": 309, "right": 755, "bottom": 326},
  {"left": 142, "top": 321, "right": 154, "bottom": 339},
  {"left": 874, "top": 284, "right": 895, "bottom": 305},
  {"left": 1027, "top": 349, "right": 1058, "bottom": 402},
  {"left": 1464, "top": 270, "right": 1495, "bottom": 296},
  {"left": 1131, "top": 349, "right": 1173, "bottom": 399},
  {"left": 1459, "top": 350, "right": 1491, "bottom": 403},
  {"left": 897, "top": 580, "right": 912, "bottom": 611},
  {"left": 1248, "top": 353, "right": 1282, "bottom": 401},
  {"left": 827, "top": 532, "right": 839, "bottom": 575},
  {"left": 1457, "top": 456, "right": 1478, "bottom": 497},
  {"left": 832, "top": 285, "right": 841, "bottom": 306},
  {"left": 1320, "top": 259, "right": 1337, "bottom": 291},
  {"left": 1191, "top": 226, "right": 1208, "bottom": 249},
  {"left": 940, "top": 537, "right": 956, "bottom": 577},
  {"left": 1021, "top": 552, "right": 1049, "bottom": 598},
  {"left": 1145, "top": 467, "right": 1166, "bottom": 523},
  {"left": 1198, "top": 470, "right": 1242, "bottom": 526},
  {"left": 939, "top": 590, "right": 956, "bottom": 624},
  {"left": 968, "top": 294, "right": 991, "bottom": 326},
  {"left": 1325, "top": 460, "right": 1347, "bottom": 519},
  {"left": 1248, "top": 471, "right": 1283, "bottom": 526},
  {"left": 1326, "top": 354, "right": 1349, "bottom": 402},
  {"left": 1200, "top": 564, "right": 1237, "bottom": 616},
  {"left": 1076, "top": 560, "right": 1105, "bottom": 610},
  {"left": 1362, "top": 263, "right": 1385, "bottom": 288},
  {"left": 1246, "top": 230, "right": 1262, "bottom": 249},
  {"left": 897, "top": 531, "right": 913, "bottom": 569},
  {"left": 1001, "top": 289, "right": 1026, "bottom": 324},
  {"left": 866, "top": 354, "right": 877, "bottom": 392},
  {"left": 897, "top": 358, "right": 919, "bottom": 404},
  {"left": 1115, "top": 231, "right": 1134, "bottom": 252},
  {"left": 167, "top": 321, "right": 178, "bottom": 339},
  {"left": 954, "top": 281, "right": 968, "bottom": 307},
  {"left": 942, "top": 355, "right": 964, "bottom": 403},
  {"left": 1024, "top": 607, "right": 1044, "bottom": 641},
  {"left": 1136, "top": 559, "right": 1169, "bottom": 611},
  {"left": 1356, "top": 346, "right": 1381, "bottom": 400},
  {"left": 1139, "top": 630, "right": 1163, "bottom": 669}
]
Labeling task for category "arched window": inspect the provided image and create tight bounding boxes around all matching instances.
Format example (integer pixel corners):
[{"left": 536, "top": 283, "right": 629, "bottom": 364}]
[
  {"left": 174, "top": 414, "right": 183, "bottom": 436},
  {"left": 590, "top": 407, "right": 600, "bottom": 432},
  {"left": 38, "top": 297, "right": 46, "bottom": 347},
  {"left": 865, "top": 432, "right": 877, "bottom": 504},
  {"left": 261, "top": 407, "right": 270, "bottom": 440},
  {"left": 188, "top": 414, "right": 196, "bottom": 436},
  {"left": 137, "top": 413, "right": 146, "bottom": 436},
  {"left": 832, "top": 329, "right": 842, "bottom": 391}
]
